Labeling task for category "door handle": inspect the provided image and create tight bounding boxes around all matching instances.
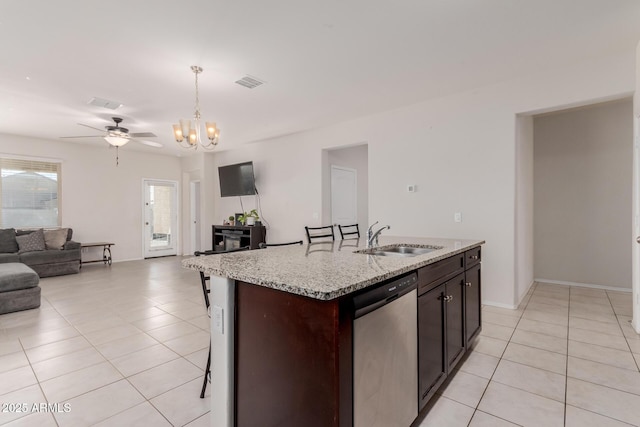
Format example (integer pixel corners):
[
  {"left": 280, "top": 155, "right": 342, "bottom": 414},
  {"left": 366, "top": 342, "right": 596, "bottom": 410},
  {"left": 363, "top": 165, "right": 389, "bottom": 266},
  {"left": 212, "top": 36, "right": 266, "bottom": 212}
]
[
  {"left": 637, "top": 236, "right": 640, "bottom": 244},
  {"left": 145, "top": 222, "right": 149, "bottom": 225}
]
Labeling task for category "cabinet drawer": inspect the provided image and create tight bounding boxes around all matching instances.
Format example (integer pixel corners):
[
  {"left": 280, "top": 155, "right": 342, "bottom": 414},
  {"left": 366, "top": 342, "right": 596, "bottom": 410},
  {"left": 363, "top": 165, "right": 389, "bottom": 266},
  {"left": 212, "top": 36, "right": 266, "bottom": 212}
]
[
  {"left": 418, "top": 253, "right": 464, "bottom": 295},
  {"left": 465, "top": 246, "right": 481, "bottom": 268}
]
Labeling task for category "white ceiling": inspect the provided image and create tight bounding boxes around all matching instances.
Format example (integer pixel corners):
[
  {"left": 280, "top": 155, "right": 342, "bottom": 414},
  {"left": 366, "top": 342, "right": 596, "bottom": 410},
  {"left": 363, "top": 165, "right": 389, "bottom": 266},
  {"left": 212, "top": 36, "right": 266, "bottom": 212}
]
[{"left": 1, "top": 0, "right": 639, "bottom": 157}]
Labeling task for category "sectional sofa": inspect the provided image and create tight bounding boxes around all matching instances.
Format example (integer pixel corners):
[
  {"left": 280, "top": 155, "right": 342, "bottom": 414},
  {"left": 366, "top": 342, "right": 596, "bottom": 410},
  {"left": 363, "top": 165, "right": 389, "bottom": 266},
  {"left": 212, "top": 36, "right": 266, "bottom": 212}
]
[{"left": 0, "top": 228, "right": 81, "bottom": 277}]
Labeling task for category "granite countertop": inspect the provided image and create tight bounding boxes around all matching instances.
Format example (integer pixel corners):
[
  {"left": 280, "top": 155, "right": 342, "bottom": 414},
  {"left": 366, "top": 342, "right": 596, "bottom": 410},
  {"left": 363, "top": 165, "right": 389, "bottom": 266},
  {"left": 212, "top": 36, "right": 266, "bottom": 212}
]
[{"left": 182, "top": 236, "right": 484, "bottom": 300}]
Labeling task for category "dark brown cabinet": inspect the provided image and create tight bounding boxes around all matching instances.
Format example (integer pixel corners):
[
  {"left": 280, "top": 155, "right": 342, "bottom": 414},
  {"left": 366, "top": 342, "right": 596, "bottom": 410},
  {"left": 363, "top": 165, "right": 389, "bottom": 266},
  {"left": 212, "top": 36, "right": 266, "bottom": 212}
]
[
  {"left": 445, "top": 273, "right": 465, "bottom": 371},
  {"left": 464, "top": 262, "right": 482, "bottom": 343},
  {"left": 417, "top": 247, "right": 481, "bottom": 411},
  {"left": 417, "top": 283, "right": 446, "bottom": 408},
  {"left": 212, "top": 225, "right": 266, "bottom": 251}
]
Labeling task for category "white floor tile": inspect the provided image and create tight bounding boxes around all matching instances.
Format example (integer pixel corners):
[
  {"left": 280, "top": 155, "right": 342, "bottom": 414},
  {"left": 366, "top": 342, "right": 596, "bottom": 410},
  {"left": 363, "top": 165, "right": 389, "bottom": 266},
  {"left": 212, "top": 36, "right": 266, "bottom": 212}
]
[
  {"left": 93, "top": 402, "right": 171, "bottom": 427},
  {"left": 128, "top": 358, "right": 203, "bottom": 399},
  {"left": 40, "top": 361, "right": 123, "bottom": 403},
  {"left": 567, "top": 377, "right": 640, "bottom": 425},
  {"left": 417, "top": 395, "right": 474, "bottom": 427},
  {"left": 150, "top": 378, "right": 211, "bottom": 426},
  {"left": 53, "top": 380, "right": 145, "bottom": 426},
  {"left": 478, "top": 382, "right": 564, "bottom": 427}
]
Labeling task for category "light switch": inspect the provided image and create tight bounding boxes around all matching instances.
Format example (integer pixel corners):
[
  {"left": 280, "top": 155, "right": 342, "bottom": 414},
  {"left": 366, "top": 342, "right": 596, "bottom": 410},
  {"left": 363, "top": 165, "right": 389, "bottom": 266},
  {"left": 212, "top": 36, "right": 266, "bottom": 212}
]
[
  {"left": 407, "top": 185, "right": 417, "bottom": 193},
  {"left": 454, "top": 212, "right": 462, "bottom": 223},
  {"left": 213, "top": 305, "right": 224, "bottom": 334}
]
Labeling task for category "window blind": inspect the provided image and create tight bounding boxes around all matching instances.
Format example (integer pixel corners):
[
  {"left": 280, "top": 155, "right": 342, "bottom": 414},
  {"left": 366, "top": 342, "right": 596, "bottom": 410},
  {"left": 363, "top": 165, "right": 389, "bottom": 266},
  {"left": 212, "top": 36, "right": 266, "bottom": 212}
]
[{"left": 0, "top": 158, "right": 62, "bottom": 228}]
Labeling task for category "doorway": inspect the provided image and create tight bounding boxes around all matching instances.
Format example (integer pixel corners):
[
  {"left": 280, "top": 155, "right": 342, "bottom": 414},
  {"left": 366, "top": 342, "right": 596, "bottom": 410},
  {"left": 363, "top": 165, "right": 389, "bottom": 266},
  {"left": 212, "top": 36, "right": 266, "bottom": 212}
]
[
  {"left": 532, "top": 99, "right": 633, "bottom": 290},
  {"left": 323, "top": 144, "right": 368, "bottom": 231},
  {"left": 331, "top": 166, "right": 357, "bottom": 226},
  {"left": 143, "top": 179, "right": 178, "bottom": 258}
]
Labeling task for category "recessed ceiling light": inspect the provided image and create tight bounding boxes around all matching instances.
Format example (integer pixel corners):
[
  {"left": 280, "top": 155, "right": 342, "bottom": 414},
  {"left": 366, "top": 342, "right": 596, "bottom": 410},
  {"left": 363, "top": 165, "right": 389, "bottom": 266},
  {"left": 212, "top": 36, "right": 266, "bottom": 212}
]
[{"left": 25, "top": 76, "right": 31, "bottom": 81}]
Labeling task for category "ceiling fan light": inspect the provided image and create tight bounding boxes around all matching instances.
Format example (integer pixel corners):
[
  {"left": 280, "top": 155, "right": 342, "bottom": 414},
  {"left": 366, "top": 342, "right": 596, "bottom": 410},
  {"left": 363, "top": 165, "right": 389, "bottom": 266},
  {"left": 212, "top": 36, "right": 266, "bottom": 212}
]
[
  {"left": 172, "top": 124, "right": 184, "bottom": 142},
  {"left": 104, "top": 136, "right": 129, "bottom": 147}
]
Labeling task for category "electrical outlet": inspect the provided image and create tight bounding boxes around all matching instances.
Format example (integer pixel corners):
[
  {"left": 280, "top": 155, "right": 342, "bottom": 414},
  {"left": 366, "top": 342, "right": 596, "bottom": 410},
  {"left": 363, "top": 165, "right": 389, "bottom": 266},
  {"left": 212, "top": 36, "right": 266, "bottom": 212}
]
[
  {"left": 454, "top": 212, "right": 462, "bottom": 223},
  {"left": 213, "top": 305, "right": 224, "bottom": 334},
  {"left": 407, "top": 184, "right": 417, "bottom": 193}
]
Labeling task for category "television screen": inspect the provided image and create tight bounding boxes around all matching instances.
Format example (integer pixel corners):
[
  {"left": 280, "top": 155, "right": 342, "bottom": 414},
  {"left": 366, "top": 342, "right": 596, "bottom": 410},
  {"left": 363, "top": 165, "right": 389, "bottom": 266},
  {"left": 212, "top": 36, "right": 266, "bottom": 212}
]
[{"left": 218, "top": 161, "right": 256, "bottom": 197}]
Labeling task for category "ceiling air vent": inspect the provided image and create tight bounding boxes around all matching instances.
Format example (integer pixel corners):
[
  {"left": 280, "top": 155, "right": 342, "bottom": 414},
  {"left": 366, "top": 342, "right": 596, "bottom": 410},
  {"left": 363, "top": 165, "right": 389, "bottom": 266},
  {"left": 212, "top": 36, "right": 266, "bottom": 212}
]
[
  {"left": 87, "top": 97, "right": 123, "bottom": 110},
  {"left": 235, "top": 75, "right": 265, "bottom": 89}
]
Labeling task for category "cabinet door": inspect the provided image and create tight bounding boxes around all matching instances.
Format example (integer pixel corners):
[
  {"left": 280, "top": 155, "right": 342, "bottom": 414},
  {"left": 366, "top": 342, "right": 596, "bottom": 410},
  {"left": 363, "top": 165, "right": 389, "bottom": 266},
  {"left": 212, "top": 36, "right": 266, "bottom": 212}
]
[
  {"left": 417, "top": 283, "right": 446, "bottom": 410},
  {"left": 445, "top": 273, "right": 465, "bottom": 372},
  {"left": 465, "top": 263, "right": 482, "bottom": 344}
]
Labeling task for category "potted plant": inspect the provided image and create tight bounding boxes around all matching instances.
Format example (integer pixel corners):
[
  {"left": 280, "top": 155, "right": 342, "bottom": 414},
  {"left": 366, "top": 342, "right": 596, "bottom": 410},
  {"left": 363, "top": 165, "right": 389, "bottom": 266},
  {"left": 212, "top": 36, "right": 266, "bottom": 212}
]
[{"left": 238, "top": 209, "right": 259, "bottom": 226}]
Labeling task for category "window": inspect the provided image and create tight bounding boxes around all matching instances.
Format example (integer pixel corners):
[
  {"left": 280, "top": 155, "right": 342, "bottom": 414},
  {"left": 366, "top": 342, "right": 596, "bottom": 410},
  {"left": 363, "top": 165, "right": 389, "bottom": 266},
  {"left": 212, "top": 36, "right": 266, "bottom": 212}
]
[{"left": 0, "top": 158, "right": 61, "bottom": 228}]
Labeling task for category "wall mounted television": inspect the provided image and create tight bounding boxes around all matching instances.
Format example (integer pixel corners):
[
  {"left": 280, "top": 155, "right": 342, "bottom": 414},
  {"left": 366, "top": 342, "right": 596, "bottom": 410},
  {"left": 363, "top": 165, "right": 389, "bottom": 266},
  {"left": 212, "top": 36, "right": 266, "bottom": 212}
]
[{"left": 218, "top": 161, "right": 256, "bottom": 197}]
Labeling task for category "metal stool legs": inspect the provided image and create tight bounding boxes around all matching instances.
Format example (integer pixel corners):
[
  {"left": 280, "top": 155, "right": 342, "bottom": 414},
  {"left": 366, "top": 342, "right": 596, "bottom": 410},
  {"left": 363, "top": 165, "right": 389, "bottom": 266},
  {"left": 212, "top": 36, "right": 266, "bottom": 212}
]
[{"left": 201, "top": 340, "right": 211, "bottom": 398}]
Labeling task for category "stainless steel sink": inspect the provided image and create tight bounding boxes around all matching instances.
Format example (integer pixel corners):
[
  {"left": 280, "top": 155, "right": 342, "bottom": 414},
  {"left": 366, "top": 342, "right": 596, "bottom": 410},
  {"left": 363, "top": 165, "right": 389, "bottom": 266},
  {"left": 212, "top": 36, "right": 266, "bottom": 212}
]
[{"left": 356, "top": 244, "right": 443, "bottom": 257}]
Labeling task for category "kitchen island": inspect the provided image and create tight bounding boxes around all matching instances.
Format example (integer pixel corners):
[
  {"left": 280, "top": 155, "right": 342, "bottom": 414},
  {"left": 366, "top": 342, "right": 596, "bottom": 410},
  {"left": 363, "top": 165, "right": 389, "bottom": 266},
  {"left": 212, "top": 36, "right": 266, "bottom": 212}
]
[{"left": 182, "top": 236, "right": 484, "bottom": 427}]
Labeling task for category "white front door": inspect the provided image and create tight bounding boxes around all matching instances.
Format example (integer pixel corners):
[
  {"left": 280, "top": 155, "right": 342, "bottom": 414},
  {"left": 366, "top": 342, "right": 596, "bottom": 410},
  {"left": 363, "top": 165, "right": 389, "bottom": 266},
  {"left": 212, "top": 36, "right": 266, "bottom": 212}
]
[
  {"left": 331, "top": 165, "right": 358, "bottom": 226},
  {"left": 143, "top": 180, "right": 178, "bottom": 258}
]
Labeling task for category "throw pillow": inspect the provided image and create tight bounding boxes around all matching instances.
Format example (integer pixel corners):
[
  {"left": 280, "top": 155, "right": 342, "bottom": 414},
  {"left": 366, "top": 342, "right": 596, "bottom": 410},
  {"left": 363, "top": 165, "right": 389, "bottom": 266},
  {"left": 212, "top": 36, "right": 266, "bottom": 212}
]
[
  {"left": 44, "top": 228, "right": 68, "bottom": 250},
  {"left": 16, "top": 229, "right": 46, "bottom": 253},
  {"left": 0, "top": 228, "right": 18, "bottom": 253}
]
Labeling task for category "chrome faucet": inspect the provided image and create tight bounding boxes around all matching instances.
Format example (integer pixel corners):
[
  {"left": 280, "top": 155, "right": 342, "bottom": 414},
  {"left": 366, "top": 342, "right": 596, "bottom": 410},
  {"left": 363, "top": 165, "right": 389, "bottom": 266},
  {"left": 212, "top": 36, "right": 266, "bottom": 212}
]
[{"left": 367, "top": 221, "right": 390, "bottom": 248}]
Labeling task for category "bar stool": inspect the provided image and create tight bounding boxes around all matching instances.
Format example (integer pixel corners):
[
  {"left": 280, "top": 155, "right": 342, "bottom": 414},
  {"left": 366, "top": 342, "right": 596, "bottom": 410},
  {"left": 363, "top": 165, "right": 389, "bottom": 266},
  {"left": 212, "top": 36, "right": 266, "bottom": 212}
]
[
  {"left": 304, "top": 225, "right": 335, "bottom": 243},
  {"left": 337, "top": 224, "right": 360, "bottom": 239},
  {"left": 194, "top": 246, "right": 249, "bottom": 398}
]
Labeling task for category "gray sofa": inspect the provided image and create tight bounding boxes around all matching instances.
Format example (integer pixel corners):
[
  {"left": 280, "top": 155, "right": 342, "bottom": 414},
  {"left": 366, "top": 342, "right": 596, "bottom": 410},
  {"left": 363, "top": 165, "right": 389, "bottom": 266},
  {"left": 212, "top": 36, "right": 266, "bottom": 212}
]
[{"left": 0, "top": 228, "right": 81, "bottom": 277}]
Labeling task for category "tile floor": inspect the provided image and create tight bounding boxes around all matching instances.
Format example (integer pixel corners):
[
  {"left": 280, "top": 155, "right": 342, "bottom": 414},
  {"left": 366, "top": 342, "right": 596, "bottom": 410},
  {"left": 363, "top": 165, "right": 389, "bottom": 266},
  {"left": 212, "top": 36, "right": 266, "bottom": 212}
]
[
  {"left": 0, "top": 257, "right": 210, "bottom": 427},
  {"left": 1, "top": 258, "right": 639, "bottom": 427},
  {"left": 417, "top": 282, "right": 640, "bottom": 427}
]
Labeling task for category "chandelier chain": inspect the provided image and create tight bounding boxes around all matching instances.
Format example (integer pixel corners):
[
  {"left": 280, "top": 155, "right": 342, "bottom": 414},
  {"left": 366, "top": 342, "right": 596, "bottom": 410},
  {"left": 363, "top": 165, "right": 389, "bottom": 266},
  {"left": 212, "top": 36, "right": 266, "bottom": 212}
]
[{"left": 194, "top": 69, "right": 201, "bottom": 119}]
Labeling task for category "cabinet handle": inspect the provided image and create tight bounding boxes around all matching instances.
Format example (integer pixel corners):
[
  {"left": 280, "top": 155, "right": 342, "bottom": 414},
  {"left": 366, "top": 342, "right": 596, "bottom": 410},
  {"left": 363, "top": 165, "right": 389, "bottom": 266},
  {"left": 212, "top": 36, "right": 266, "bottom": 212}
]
[
  {"left": 465, "top": 282, "right": 472, "bottom": 287},
  {"left": 443, "top": 295, "right": 453, "bottom": 302},
  {"left": 470, "top": 255, "right": 479, "bottom": 260}
]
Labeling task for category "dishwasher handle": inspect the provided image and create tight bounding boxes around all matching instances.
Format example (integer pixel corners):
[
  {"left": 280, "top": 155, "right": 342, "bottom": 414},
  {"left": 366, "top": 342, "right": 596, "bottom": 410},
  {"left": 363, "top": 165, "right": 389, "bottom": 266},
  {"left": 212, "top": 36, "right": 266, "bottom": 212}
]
[{"left": 353, "top": 272, "right": 417, "bottom": 319}]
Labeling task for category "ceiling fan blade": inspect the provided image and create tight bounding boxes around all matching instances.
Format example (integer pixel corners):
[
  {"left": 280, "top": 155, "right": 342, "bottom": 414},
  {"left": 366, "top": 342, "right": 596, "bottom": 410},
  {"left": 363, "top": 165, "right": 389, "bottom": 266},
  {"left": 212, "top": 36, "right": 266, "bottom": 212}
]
[
  {"left": 134, "top": 139, "right": 163, "bottom": 148},
  {"left": 78, "top": 123, "right": 106, "bottom": 132},
  {"left": 129, "top": 132, "right": 157, "bottom": 138},
  {"left": 59, "top": 135, "right": 103, "bottom": 139}
]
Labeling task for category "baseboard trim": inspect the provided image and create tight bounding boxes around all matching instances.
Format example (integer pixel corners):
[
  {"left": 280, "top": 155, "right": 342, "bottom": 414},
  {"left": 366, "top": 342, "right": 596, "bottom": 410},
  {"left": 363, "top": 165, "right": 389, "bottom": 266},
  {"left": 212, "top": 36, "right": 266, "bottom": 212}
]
[
  {"left": 482, "top": 300, "right": 519, "bottom": 310},
  {"left": 515, "top": 280, "right": 535, "bottom": 307},
  {"left": 534, "top": 278, "right": 632, "bottom": 293}
]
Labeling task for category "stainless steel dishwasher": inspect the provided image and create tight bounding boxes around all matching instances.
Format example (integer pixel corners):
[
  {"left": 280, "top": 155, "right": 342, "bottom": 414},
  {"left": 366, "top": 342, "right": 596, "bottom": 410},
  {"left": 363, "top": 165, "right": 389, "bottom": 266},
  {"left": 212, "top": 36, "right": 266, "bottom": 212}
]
[{"left": 352, "top": 272, "right": 418, "bottom": 427}]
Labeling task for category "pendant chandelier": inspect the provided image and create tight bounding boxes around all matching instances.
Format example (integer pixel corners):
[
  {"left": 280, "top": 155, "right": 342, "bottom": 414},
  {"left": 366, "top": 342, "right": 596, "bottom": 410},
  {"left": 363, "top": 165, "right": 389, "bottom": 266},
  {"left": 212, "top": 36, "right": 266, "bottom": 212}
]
[{"left": 172, "top": 65, "right": 220, "bottom": 150}]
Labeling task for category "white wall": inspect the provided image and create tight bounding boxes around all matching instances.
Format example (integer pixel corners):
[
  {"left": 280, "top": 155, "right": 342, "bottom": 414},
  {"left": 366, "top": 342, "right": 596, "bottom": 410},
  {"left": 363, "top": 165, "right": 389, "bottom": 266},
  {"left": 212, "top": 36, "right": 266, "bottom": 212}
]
[
  {"left": 324, "top": 144, "right": 369, "bottom": 231},
  {"left": 534, "top": 100, "right": 633, "bottom": 289},
  {"left": 0, "top": 134, "right": 182, "bottom": 261},
  {"left": 515, "top": 115, "right": 534, "bottom": 305},
  {"left": 203, "top": 49, "right": 635, "bottom": 308}
]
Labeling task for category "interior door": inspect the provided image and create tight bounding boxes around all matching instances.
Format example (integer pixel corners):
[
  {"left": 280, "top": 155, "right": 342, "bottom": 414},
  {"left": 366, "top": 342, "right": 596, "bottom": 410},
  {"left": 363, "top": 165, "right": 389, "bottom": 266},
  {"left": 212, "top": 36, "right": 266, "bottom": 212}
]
[
  {"left": 190, "top": 181, "right": 201, "bottom": 254},
  {"left": 143, "top": 180, "right": 178, "bottom": 258},
  {"left": 331, "top": 165, "right": 357, "bottom": 226},
  {"left": 634, "top": 114, "right": 640, "bottom": 333}
]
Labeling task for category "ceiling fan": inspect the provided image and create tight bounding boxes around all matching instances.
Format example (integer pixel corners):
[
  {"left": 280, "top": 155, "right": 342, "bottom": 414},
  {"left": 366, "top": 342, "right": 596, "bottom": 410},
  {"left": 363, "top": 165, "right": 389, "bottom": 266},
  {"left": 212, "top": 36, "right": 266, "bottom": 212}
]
[{"left": 60, "top": 117, "right": 163, "bottom": 149}]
